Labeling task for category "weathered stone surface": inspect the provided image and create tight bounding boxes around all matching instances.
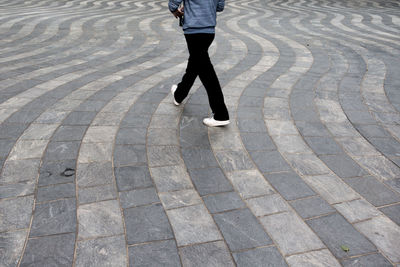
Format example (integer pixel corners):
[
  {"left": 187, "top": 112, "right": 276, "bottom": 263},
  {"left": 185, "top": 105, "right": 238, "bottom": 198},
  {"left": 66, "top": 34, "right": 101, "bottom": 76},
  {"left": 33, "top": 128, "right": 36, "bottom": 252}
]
[
  {"left": 166, "top": 204, "right": 222, "bottom": 246},
  {"left": 291, "top": 196, "right": 335, "bottom": 219},
  {"left": 265, "top": 171, "right": 315, "bottom": 200},
  {"left": 341, "top": 253, "right": 393, "bottom": 267},
  {"left": 37, "top": 183, "right": 75, "bottom": 202},
  {"left": 203, "top": 191, "right": 246, "bottom": 213},
  {"left": 79, "top": 184, "right": 117, "bottom": 204},
  {"left": 180, "top": 241, "right": 234, "bottom": 267},
  {"left": 334, "top": 199, "right": 381, "bottom": 223},
  {"left": 233, "top": 246, "right": 288, "bottom": 267},
  {"left": 129, "top": 240, "right": 181, "bottom": 267},
  {"left": 188, "top": 167, "right": 233, "bottom": 196},
  {"left": 119, "top": 187, "right": 159, "bottom": 209},
  {"left": 246, "top": 194, "right": 290, "bottom": 217},
  {"left": 159, "top": 189, "right": 201, "bottom": 210},
  {"left": 286, "top": 249, "right": 341, "bottom": 267},
  {"left": 115, "top": 165, "right": 153, "bottom": 191},
  {"left": 226, "top": 170, "right": 274, "bottom": 199},
  {"left": 0, "top": 196, "right": 33, "bottom": 232},
  {"left": 151, "top": 165, "right": 192, "bottom": 192},
  {"left": 379, "top": 204, "right": 400, "bottom": 226},
  {"left": 0, "top": 229, "right": 27, "bottom": 267}
]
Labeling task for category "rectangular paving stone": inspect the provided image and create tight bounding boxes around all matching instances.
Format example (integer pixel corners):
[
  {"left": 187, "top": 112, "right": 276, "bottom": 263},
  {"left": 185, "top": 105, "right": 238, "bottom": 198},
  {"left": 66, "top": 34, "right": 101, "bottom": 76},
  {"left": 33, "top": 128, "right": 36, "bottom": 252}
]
[
  {"left": 113, "top": 145, "right": 146, "bottom": 167},
  {"left": 148, "top": 146, "right": 182, "bottom": 167},
  {"left": 264, "top": 171, "right": 315, "bottom": 201},
  {"left": 226, "top": 170, "right": 274, "bottom": 199},
  {"left": 303, "top": 174, "right": 359, "bottom": 204},
  {"left": 147, "top": 128, "right": 179, "bottom": 146},
  {"left": 129, "top": 240, "right": 181, "bottom": 267},
  {"left": 180, "top": 241, "right": 234, "bottom": 267},
  {"left": 9, "top": 140, "right": 48, "bottom": 160},
  {"left": 0, "top": 229, "right": 27, "bottom": 267},
  {"left": 0, "top": 180, "right": 35, "bottom": 199},
  {"left": 355, "top": 124, "right": 390, "bottom": 138},
  {"left": 119, "top": 187, "right": 159, "bottom": 209},
  {"left": 213, "top": 208, "right": 272, "bottom": 251},
  {"left": 209, "top": 131, "right": 243, "bottom": 151},
  {"left": 295, "top": 121, "right": 331, "bottom": 137},
  {"left": 188, "top": 167, "right": 233, "bottom": 196},
  {"left": 334, "top": 199, "right": 382, "bottom": 223},
  {"left": 120, "top": 114, "right": 152, "bottom": 128},
  {"left": 246, "top": 194, "right": 290, "bottom": 217},
  {"left": 75, "top": 235, "right": 127, "bottom": 267},
  {"left": 159, "top": 189, "right": 202, "bottom": 210},
  {"left": 304, "top": 136, "right": 343, "bottom": 155},
  {"left": 124, "top": 203, "right": 174, "bottom": 244},
  {"left": 38, "top": 160, "right": 76, "bottom": 186},
  {"left": 344, "top": 176, "right": 400, "bottom": 206},
  {"left": 0, "top": 139, "right": 13, "bottom": 157},
  {"left": 237, "top": 118, "right": 267, "bottom": 133},
  {"left": 249, "top": 150, "right": 291, "bottom": 173},
  {"left": 182, "top": 148, "right": 218, "bottom": 169},
  {"left": 284, "top": 153, "right": 331, "bottom": 175},
  {"left": 286, "top": 249, "right": 341, "bottom": 267},
  {"left": 37, "top": 183, "right": 75, "bottom": 203},
  {"left": 116, "top": 127, "right": 146, "bottom": 145},
  {"left": 215, "top": 150, "right": 255, "bottom": 172},
  {"left": 78, "top": 184, "right": 117, "bottom": 204},
  {"left": 21, "top": 233, "right": 75, "bottom": 267},
  {"left": 166, "top": 204, "right": 222, "bottom": 247},
  {"left": 45, "top": 141, "right": 81, "bottom": 161},
  {"left": 307, "top": 213, "right": 377, "bottom": 259},
  {"left": 31, "top": 198, "right": 76, "bottom": 237},
  {"left": 63, "top": 111, "right": 97, "bottom": 125},
  {"left": 341, "top": 253, "right": 393, "bottom": 267},
  {"left": 273, "top": 135, "right": 311, "bottom": 154},
  {"left": 319, "top": 154, "right": 367, "bottom": 178},
  {"left": 0, "top": 123, "right": 27, "bottom": 140},
  {"left": 240, "top": 132, "right": 276, "bottom": 151},
  {"left": 260, "top": 212, "right": 325, "bottom": 255},
  {"left": 150, "top": 165, "right": 193, "bottom": 192},
  {"left": 149, "top": 115, "right": 180, "bottom": 129},
  {"left": 115, "top": 166, "right": 153, "bottom": 191},
  {"left": 379, "top": 204, "right": 400, "bottom": 226},
  {"left": 77, "top": 161, "right": 113, "bottom": 187},
  {"left": 290, "top": 196, "right": 335, "bottom": 219},
  {"left": 19, "top": 124, "right": 58, "bottom": 140},
  {"left": 233, "top": 246, "right": 288, "bottom": 267},
  {"left": 77, "top": 200, "right": 124, "bottom": 240},
  {"left": 52, "top": 125, "right": 87, "bottom": 141},
  {"left": 355, "top": 215, "right": 400, "bottom": 263},
  {"left": 6, "top": 109, "right": 41, "bottom": 124},
  {"left": 0, "top": 196, "right": 33, "bottom": 232},
  {"left": 203, "top": 191, "right": 246, "bottom": 213}
]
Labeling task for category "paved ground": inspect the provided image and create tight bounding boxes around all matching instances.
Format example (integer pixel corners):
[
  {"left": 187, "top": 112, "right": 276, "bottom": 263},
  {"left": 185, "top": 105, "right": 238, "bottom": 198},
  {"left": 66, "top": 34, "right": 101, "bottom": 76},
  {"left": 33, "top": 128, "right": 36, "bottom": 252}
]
[{"left": 1, "top": 0, "right": 400, "bottom": 266}]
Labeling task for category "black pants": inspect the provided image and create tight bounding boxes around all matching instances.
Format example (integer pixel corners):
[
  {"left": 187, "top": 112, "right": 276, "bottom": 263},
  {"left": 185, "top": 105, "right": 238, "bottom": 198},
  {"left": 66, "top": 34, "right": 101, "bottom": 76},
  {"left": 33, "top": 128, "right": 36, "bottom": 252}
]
[{"left": 174, "top": 33, "right": 229, "bottom": 121}]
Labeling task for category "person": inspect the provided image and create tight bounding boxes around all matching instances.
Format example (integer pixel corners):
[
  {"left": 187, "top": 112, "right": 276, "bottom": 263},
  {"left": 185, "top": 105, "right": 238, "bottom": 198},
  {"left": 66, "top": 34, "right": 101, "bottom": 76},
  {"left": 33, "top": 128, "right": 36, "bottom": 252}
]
[{"left": 169, "top": 0, "right": 230, "bottom": 127}]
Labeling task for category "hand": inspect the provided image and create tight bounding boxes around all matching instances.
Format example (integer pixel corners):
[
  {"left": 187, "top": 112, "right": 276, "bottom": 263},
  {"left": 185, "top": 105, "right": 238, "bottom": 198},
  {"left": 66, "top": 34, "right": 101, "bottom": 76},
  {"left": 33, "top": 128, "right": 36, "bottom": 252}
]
[{"left": 172, "top": 7, "right": 184, "bottom": 18}]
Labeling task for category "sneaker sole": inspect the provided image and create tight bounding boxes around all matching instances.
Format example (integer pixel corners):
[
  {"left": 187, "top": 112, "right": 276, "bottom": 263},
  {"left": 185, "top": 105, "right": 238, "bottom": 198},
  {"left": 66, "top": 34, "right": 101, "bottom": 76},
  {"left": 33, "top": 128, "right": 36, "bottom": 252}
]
[{"left": 171, "top": 85, "right": 180, "bottom": 106}]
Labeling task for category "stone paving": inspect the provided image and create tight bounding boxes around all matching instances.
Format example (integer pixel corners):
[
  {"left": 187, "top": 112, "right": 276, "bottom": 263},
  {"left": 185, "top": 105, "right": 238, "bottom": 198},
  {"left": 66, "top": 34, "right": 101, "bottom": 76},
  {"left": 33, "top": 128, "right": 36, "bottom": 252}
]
[{"left": 1, "top": 0, "right": 400, "bottom": 266}]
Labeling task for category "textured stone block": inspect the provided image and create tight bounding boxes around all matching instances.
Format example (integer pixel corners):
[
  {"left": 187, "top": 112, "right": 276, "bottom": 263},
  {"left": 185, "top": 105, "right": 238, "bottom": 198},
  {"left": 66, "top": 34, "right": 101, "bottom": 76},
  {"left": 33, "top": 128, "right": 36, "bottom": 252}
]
[
  {"left": 38, "top": 160, "right": 76, "bottom": 186},
  {"left": 319, "top": 154, "right": 367, "bottom": 178},
  {"left": 148, "top": 146, "right": 182, "bottom": 167},
  {"left": 167, "top": 204, "right": 221, "bottom": 246},
  {"left": 45, "top": 141, "right": 80, "bottom": 161},
  {"left": 341, "top": 253, "right": 392, "bottom": 267},
  {"left": 334, "top": 199, "right": 381, "bottom": 223},
  {"left": 379, "top": 204, "right": 400, "bottom": 226},
  {"left": 250, "top": 150, "right": 292, "bottom": 173},
  {"left": 129, "top": 240, "right": 181, "bottom": 267},
  {"left": 226, "top": 170, "right": 274, "bottom": 199},
  {"left": 182, "top": 148, "right": 218, "bottom": 169},
  {"left": 180, "top": 241, "right": 234, "bottom": 267},
  {"left": 240, "top": 132, "right": 276, "bottom": 151},
  {"left": 9, "top": 140, "right": 48, "bottom": 160},
  {"left": 77, "top": 161, "right": 113, "bottom": 187},
  {"left": 233, "top": 246, "right": 287, "bottom": 267},
  {"left": 0, "top": 229, "right": 27, "bottom": 267},
  {"left": 213, "top": 209, "right": 272, "bottom": 251},
  {"left": 188, "top": 167, "right": 232, "bottom": 196},
  {"left": 203, "top": 191, "right": 245, "bottom": 213},
  {"left": 215, "top": 150, "right": 254, "bottom": 172},
  {"left": 113, "top": 145, "right": 146, "bottom": 166},
  {"left": 1, "top": 159, "right": 40, "bottom": 183},
  {"left": 159, "top": 189, "right": 201, "bottom": 210},
  {"left": 37, "top": 183, "right": 75, "bottom": 202},
  {"left": 53, "top": 125, "right": 87, "bottom": 141},
  {"left": 119, "top": 187, "right": 159, "bottom": 209},
  {"left": 291, "top": 196, "right": 335, "bottom": 219},
  {"left": 115, "top": 127, "right": 146, "bottom": 145},
  {"left": 0, "top": 196, "right": 33, "bottom": 232},
  {"left": 151, "top": 165, "right": 192, "bottom": 192},
  {"left": 78, "top": 184, "right": 117, "bottom": 204},
  {"left": 286, "top": 249, "right": 340, "bottom": 267},
  {"left": 115, "top": 166, "right": 153, "bottom": 191},
  {"left": 246, "top": 194, "right": 290, "bottom": 217}
]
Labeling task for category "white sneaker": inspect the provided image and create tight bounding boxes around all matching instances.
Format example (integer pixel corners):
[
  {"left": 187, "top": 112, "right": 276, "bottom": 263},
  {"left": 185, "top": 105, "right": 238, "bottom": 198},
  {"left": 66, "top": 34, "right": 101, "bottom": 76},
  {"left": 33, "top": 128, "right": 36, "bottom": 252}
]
[
  {"left": 171, "top": 85, "right": 180, "bottom": 106},
  {"left": 203, "top": 116, "right": 230, "bottom": 127}
]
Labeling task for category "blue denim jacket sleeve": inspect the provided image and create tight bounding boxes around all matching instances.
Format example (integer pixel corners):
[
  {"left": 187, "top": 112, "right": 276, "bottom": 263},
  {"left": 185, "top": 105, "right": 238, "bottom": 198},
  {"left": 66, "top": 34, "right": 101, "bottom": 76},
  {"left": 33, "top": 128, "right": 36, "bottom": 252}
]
[
  {"left": 169, "top": 0, "right": 183, "bottom": 12},
  {"left": 217, "top": 0, "right": 225, "bottom": 12}
]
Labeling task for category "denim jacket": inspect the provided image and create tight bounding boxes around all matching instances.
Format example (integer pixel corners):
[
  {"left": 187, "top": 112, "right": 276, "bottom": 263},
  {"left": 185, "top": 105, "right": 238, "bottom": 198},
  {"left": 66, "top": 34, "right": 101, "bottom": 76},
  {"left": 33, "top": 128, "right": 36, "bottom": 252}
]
[{"left": 168, "top": 0, "right": 225, "bottom": 34}]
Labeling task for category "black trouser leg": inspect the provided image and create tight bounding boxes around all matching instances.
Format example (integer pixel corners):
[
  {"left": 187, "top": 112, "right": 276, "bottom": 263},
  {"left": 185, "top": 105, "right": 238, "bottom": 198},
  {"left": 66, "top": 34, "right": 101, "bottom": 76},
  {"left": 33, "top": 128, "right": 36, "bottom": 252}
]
[{"left": 175, "top": 33, "right": 229, "bottom": 121}]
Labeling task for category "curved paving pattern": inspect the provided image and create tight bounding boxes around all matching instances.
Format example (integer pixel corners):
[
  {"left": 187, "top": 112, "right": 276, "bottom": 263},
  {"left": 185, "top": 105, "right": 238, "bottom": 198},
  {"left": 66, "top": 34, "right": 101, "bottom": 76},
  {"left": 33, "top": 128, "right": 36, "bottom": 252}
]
[{"left": 1, "top": 0, "right": 400, "bottom": 266}]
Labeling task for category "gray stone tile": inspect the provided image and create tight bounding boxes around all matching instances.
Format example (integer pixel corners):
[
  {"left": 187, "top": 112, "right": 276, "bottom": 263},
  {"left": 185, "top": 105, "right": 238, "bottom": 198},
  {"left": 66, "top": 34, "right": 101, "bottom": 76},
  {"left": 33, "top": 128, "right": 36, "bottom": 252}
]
[
  {"left": 149, "top": 115, "right": 180, "bottom": 129},
  {"left": 307, "top": 213, "right": 377, "bottom": 259},
  {"left": 0, "top": 140, "right": 15, "bottom": 157},
  {"left": 0, "top": 123, "right": 28, "bottom": 140},
  {"left": 121, "top": 114, "right": 152, "bottom": 128},
  {"left": 346, "top": 110, "right": 376, "bottom": 124},
  {"left": 246, "top": 194, "right": 290, "bottom": 217},
  {"left": 259, "top": 213, "right": 325, "bottom": 256},
  {"left": 166, "top": 204, "right": 222, "bottom": 246},
  {"left": 116, "top": 127, "right": 146, "bottom": 145},
  {"left": 249, "top": 150, "right": 291, "bottom": 173},
  {"left": 334, "top": 199, "right": 382, "bottom": 223},
  {"left": 369, "top": 137, "right": 400, "bottom": 156},
  {"left": 304, "top": 137, "right": 343, "bottom": 155},
  {"left": 295, "top": 121, "right": 331, "bottom": 137},
  {"left": 0, "top": 196, "right": 33, "bottom": 232},
  {"left": 53, "top": 125, "right": 87, "bottom": 141},
  {"left": 237, "top": 118, "right": 267, "bottom": 132},
  {"left": 8, "top": 140, "right": 48, "bottom": 160},
  {"left": 379, "top": 204, "right": 400, "bottom": 226},
  {"left": 180, "top": 127, "right": 210, "bottom": 148},
  {"left": 119, "top": 187, "right": 159, "bottom": 209},
  {"left": 286, "top": 249, "right": 341, "bottom": 267},
  {"left": 159, "top": 189, "right": 201, "bottom": 210},
  {"left": 38, "top": 160, "right": 76, "bottom": 186},
  {"left": 226, "top": 170, "right": 274, "bottom": 199},
  {"left": 0, "top": 230, "right": 27, "bottom": 267},
  {"left": 75, "top": 235, "right": 127, "bottom": 267},
  {"left": 341, "top": 253, "right": 393, "bottom": 267},
  {"left": 124, "top": 203, "right": 173, "bottom": 244},
  {"left": 77, "top": 200, "right": 124, "bottom": 240},
  {"left": 45, "top": 141, "right": 80, "bottom": 161},
  {"left": 215, "top": 150, "right": 254, "bottom": 172},
  {"left": 31, "top": 198, "right": 76, "bottom": 237},
  {"left": 78, "top": 184, "right": 117, "bottom": 204},
  {"left": 182, "top": 148, "right": 218, "bottom": 169},
  {"left": 203, "top": 191, "right": 246, "bottom": 213},
  {"left": 0, "top": 180, "right": 35, "bottom": 199},
  {"left": 233, "top": 246, "right": 288, "bottom": 267},
  {"left": 264, "top": 171, "right": 315, "bottom": 201},
  {"left": 319, "top": 154, "right": 367, "bottom": 178},
  {"left": 355, "top": 124, "right": 390, "bottom": 138},
  {"left": 113, "top": 145, "right": 147, "bottom": 167},
  {"left": 21, "top": 233, "right": 75, "bottom": 267},
  {"left": 345, "top": 176, "right": 400, "bottom": 206},
  {"left": 115, "top": 166, "right": 153, "bottom": 191},
  {"left": 285, "top": 154, "right": 330, "bottom": 176},
  {"left": 384, "top": 178, "right": 400, "bottom": 194},
  {"left": 150, "top": 164, "right": 192, "bottom": 192},
  {"left": 129, "top": 240, "right": 180, "bottom": 267},
  {"left": 189, "top": 167, "right": 233, "bottom": 196},
  {"left": 6, "top": 109, "right": 41, "bottom": 124},
  {"left": 63, "top": 111, "right": 97, "bottom": 125},
  {"left": 37, "top": 183, "right": 75, "bottom": 202},
  {"left": 291, "top": 196, "right": 335, "bottom": 219},
  {"left": 213, "top": 208, "right": 272, "bottom": 251},
  {"left": 240, "top": 132, "right": 276, "bottom": 151},
  {"left": 77, "top": 161, "right": 113, "bottom": 187},
  {"left": 180, "top": 241, "right": 234, "bottom": 267},
  {"left": 148, "top": 146, "right": 182, "bottom": 167},
  {"left": 147, "top": 128, "right": 178, "bottom": 146}
]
